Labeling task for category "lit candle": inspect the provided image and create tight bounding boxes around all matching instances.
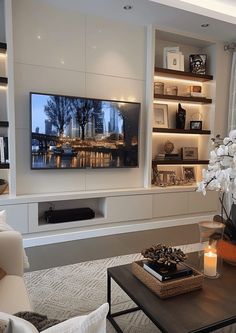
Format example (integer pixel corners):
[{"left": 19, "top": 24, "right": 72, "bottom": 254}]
[{"left": 204, "top": 249, "right": 217, "bottom": 277}]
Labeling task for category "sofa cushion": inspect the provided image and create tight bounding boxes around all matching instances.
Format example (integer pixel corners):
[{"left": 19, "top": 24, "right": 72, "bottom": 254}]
[
  {"left": 0, "top": 210, "right": 29, "bottom": 270},
  {"left": 0, "top": 276, "right": 32, "bottom": 314},
  {"left": 41, "top": 303, "right": 109, "bottom": 333}
]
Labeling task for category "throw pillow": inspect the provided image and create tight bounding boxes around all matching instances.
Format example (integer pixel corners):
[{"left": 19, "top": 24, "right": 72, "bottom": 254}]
[
  {"left": 0, "top": 268, "right": 6, "bottom": 280},
  {"left": 14, "top": 312, "right": 61, "bottom": 331},
  {"left": 0, "top": 210, "right": 29, "bottom": 269},
  {"left": 0, "top": 319, "right": 8, "bottom": 333},
  {"left": 41, "top": 303, "right": 109, "bottom": 333}
]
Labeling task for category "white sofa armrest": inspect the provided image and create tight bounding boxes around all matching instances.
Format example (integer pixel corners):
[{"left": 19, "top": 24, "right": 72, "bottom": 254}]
[{"left": 0, "top": 231, "right": 24, "bottom": 276}]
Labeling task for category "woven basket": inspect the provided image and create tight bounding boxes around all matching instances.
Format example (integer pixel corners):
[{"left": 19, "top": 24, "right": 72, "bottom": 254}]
[{"left": 132, "top": 260, "right": 204, "bottom": 299}]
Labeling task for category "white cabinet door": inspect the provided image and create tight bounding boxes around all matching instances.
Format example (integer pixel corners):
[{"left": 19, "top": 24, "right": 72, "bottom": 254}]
[
  {"left": 0, "top": 204, "right": 28, "bottom": 233},
  {"left": 152, "top": 192, "right": 188, "bottom": 218},
  {"left": 107, "top": 195, "right": 152, "bottom": 223},
  {"left": 188, "top": 191, "right": 219, "bottom": 214}
]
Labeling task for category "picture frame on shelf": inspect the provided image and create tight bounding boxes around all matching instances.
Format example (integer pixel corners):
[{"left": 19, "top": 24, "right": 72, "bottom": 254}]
[
  {"left": 163, "top": 46, "right": 179, "bottom": 68},
  {"left": 182, "top": 166, "right": 196, "bottom": 182},
  {"left": 190, "top": 121, "right": 202, "bottom": 130},
  {"left": 167, "top": 52, "right": 181, "bottom": 71},
  {"left": 153, "top": 104, "right": 168, "bottom": 128},
  {"left": 189, "top": 54, "right": 207, "bottom": 75},
  {"left": 181, "top": 147, "right": 198, "bottom": 160}
]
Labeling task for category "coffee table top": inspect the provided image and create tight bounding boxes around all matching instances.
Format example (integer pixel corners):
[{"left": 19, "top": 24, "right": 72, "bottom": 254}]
[{"left": 108, "top": 258, "right": 236, "bottom": 333}]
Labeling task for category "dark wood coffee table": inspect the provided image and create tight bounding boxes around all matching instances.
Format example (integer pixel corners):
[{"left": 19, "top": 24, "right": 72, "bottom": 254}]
[{"left": 107, "top": 257, "right": 236, "bottom": 333}]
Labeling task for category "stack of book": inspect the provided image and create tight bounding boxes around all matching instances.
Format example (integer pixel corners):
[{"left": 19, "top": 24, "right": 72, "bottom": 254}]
[
  {"left": 143, "top": 261, "right": 193, "bottom": 282},
  {"left": 164, "top": 153, "right": 181, "bottom": 160}
]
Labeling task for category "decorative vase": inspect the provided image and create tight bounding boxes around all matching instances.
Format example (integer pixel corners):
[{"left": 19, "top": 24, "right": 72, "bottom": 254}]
[
  {"left": 217, "top": 239, "right": 236, "bottom": 266},
  {"left": 198, "top": 221, "right": 225, "bottom": 278}
]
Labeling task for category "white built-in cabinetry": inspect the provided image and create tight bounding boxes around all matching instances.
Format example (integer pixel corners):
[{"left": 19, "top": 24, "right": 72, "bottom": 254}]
[{"left": 0, "top": 4, "right": 221, "bottom": 245}]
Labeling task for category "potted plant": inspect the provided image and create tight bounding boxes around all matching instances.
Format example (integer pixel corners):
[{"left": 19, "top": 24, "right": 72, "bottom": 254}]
[{"left": 197, "top": 129, "right": 236, "bottom": 264}]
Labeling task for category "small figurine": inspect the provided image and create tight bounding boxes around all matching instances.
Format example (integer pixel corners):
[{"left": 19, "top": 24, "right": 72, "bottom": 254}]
[{"left": 176, "top": 103, "right": 186, "bottom": 129}]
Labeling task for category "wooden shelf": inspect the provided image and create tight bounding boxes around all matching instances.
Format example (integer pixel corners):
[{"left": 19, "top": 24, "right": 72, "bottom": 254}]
[
  {"left": 152, "top": 128, "right": 211, "bottom": 135},
  {"left": 152, "top": 160, "right": 209, "bottom": 165},
  {"left": 0, "top": 121, "right": 9, "bottom": 127},
  {"left": 154, "top": 67, "right": 213, "bottom": 82},
  {"left": 154, "top": 93, "right": 212, "bottom": 104},
  {"left": 0, "top": 77, "right": 8, "bottom": 85},
  {"left": 0, "top": 163, "right": 9, "bottom": 169},
  {"left": 0, "top": 42, "right": 7, "bottom": 53}
]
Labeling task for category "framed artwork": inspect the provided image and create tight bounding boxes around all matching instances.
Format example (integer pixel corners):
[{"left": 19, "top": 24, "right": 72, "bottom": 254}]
[
  {"left": 189, "top": 54, "right": 207, "bottom": 75},
  {"left": 163, "top": 46, "right": 179, "bottom": 68},
  {"left": 182, "top": 166, "right": 196, "bottom": 182},
  {"left": 153, "top": 104, "right": 168, "bottom": 128},
  {"left": 181, "top": 147, "right": 198, "bottom": 160},
  {"left": 167, "top": 52, "right": 181, "bottom": 71},
  {"left": 190, "top": 121, "right": 202, "bottom": 130}
]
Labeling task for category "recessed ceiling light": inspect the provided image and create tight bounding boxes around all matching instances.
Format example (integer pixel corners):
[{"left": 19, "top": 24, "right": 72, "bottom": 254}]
[
  {"left": 201, "top": 23, "right": 210, "bottom": 27},
  {"left": 123, "top": 5, "right": 133, "bottom": 10}
]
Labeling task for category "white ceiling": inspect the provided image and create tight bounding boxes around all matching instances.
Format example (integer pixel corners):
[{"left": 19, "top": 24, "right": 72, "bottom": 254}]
[
  {"left": 40, "top": 0, "right": 236, "bottom": 42},
  {"left": 150, "top": 0, "right": 236, "bottom": 25}
]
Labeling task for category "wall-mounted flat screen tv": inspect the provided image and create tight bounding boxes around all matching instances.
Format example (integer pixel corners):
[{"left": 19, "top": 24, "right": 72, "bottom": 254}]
[{"left": 30, "top": 92, "right": 140, "bottom": 169}]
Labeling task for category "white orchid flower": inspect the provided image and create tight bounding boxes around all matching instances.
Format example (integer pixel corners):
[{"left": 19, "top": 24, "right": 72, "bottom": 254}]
[{"left": 229, "top": 129, "right": 236, "bottom": 143}]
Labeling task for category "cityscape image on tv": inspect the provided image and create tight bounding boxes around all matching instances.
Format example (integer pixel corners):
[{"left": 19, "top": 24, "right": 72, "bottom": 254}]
[{"left": 31, "top": 93, "right": 140, "bottom": 169}]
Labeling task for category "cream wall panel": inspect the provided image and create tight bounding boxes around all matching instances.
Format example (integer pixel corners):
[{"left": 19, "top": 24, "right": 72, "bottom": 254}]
[
  {"left": 85, "top": 168, "right": 143, "bottom": 191},
  {"left": 15, "top": 128, "right": 86, "bottom": 195},
  {"left": 12, "top": 0, "right": 85, "bottom": 72},
  {"left": 152, "top": 192, "right": 188, "bottom": 217},
  {"left": 107, "top": 195, "right": 152, "bottom": 222},
  {"left": 86, "top": 16, "right": 146, "bottom": 80},
  {"left": 188, "top": 191, "right": 219, "bottom": 213},
  {"left": 86, "top": 73, "right": 145, "bottom": 103},
  {"left": 0, "top": 0, "right": 5, "bottom": 42},
  {"left": 14, "top": 63, "right": 86, "bottom": 130},
  {"left": 0, "top": 204, "right": 28, "bottom": 233}
]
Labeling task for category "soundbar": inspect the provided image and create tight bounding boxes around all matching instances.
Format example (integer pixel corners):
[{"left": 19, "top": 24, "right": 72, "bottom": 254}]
[{"left": 44, "top": 207, "right": 95, "bottom": 223}]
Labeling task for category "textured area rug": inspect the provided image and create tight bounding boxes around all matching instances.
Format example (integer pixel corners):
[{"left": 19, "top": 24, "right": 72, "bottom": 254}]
[
  {"left": 24, "top": 253, "right": 161, "bottom": 332},
  {"left": 24, "top": 245, "right": 201, "bottom": 332}
]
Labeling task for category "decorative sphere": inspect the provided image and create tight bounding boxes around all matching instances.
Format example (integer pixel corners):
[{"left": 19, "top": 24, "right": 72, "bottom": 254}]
[{"left": 164, "top": 140, "right": 174, "bottom": 154}]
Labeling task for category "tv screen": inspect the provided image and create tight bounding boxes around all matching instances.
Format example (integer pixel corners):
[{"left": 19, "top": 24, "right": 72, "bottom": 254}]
[{"left": 30, "top": 92, "right": 140, "bottom": 169}]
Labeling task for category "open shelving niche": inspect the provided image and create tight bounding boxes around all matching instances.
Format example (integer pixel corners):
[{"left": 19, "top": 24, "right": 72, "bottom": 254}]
[
  {"left": 0, "top": 0, "right": 16, "bottom": 197},
  {"left": 0, "top": 37, "right": 9, "bottom": 192},
  {"left": 150, "top": 29, "right": 215, "bottom": 189}
]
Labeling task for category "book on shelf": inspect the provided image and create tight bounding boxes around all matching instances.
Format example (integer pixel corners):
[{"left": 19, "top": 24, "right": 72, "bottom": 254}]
[
  {"left": 0, "top": 137, "right": 8, "bottom": 163},
  {"left": 0, "top": 137, "right": 4, "bottom": 163},
  {"left": 164, "top": 153, "right": 181, "bottom": 160},
  {"left": 3, "top": 137, "right": 8, "bottom": 162},
  {"left": 143, "top": 261, "right": 193, "bottom": 282}
]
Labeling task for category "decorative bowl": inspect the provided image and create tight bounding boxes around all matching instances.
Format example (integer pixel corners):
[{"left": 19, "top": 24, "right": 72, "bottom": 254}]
[{"left": 217, "top": 239, "right": 236, "bottom": 266}]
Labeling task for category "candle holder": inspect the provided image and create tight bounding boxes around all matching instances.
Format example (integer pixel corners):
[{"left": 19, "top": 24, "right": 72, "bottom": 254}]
[{"left": 198, "top": 221, "right": 225, "bottom": 279}]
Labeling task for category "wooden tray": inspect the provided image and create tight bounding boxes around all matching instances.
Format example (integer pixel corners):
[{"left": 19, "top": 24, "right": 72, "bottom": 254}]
[{"left": 132, "top": 260, "right": 204, "bottom": 299}]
